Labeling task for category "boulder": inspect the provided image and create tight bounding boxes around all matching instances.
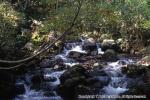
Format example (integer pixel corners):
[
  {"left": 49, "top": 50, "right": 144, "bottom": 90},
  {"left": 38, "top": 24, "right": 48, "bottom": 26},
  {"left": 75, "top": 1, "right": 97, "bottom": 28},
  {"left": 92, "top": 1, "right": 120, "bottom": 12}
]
[
  {"left": 138, "top": 55, "right": 150, "bottom": 66},
  {"left": 116, "top": 38, "right": 123, "bottom": 44},
  {"left": 44, "top": 76, "right": 57, "bottom": 82},
  {"left": 93, "top": 62, "right": 99, "bottom": 67},
  {"left": 52, "top": 57, "right": 64, "bottom": 69},
  {"left": 90, "top": 50, "right": 98, "bottom": 56},
  {"left": 99, "top": 34, "right": 111, "bottom": 41},
  {"left": 89, "top": 68, "right": 108, "bottom": 76},
  {"left": 85, "top": 77, "right": 110, "bottom": 88},
  {"left": 24, "top": 42, "right": 34, "bottom": 51},
  {"left": 101, "top": 39, "right": 120, "bottom": 52},
  {"left": 15, "top": 83, "right": 25, "bottom": 95},
  {"left": 122, "top": 64, "right": 146, "bottom": 78},
  {"left": 102, "top": 49, "right": 118, "bottom": 62},
  {"left": 67, "top": 51, "right": 86, "bottom": 59},
  {"left": 40, "top": 59, "right": 51, "bottom": 68},
  {"left": 143, "top": 68, "right": 150, "bottom": 83},
  {"left": 121, "top": 83, "right": 150, "bottom": 99},
  {"left": 58, "top": 65, "right": 87, "bottom": 99},
  {"left": 31, "top": 74, "right": 44, "bottom": 85},
  {"left": 96, "top": 76, "right": 110, "bottom": 86},
  {"left": 59, "top": 65, "right": 88, "bottom": 84},
  {"left": 57, "top": 65, "right": 102, "bottom": 99},
  {"left": 93, "top": 61, "right": 107, "bottom": 68},
  {"left": 82, "top": 38, "right": 97, "bottom": 51},
  {"left": 74, "top": 85, "right": 93, "bottom": 95}
]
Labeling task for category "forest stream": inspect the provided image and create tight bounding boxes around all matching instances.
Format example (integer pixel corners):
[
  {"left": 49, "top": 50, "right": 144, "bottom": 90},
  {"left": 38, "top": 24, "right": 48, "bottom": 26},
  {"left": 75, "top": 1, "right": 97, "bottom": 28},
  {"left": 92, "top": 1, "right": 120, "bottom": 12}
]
[
  {"left": 1, "top": 1, "right": 150, "bottom": 100},
  {"left": 12, "top": 38, "right": 148, "bottom": 100}
]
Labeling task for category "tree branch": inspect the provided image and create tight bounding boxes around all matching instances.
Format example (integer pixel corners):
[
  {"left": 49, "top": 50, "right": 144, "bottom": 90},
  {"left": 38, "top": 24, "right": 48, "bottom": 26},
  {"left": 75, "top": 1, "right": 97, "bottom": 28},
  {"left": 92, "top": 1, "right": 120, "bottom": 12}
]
[{"left": 0, "top": 0, "right": 83, "bottom": 69}]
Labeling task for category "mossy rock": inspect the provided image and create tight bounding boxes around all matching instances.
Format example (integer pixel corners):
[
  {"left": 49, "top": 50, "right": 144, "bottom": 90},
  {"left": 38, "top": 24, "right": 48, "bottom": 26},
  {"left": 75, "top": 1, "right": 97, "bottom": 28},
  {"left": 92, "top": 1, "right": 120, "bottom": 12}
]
[
  {"left": 122, "top": 64, "right": 146, "bottom": 78},
  {"left": 120, "top": 83, "right": 150, "bottom": 99}
]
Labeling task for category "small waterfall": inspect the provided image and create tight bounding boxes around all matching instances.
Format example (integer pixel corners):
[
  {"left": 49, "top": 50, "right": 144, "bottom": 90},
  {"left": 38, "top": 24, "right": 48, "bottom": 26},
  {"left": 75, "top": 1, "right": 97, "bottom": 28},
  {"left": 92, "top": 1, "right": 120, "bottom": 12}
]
[
  {"left": 15, "top": 71, "right": 64, "bottom": 100},
  {"left": 44, "top": 70, "right": 66, "bottom": 86},
  {"left": 15, "top": 41, "right": 87, "bottom": 100},
  {"left": 15, "top": 82, "right": 46, "bottom": 100},
  {"left": 102, "top": 59, "right": 134, "bottom": 99},
  {"left": 96, "top": 43, "right": 104, "bottom": 55},
  {"left": 14, "top": 39, "right": 139, "bottom": 100},
  {"left": 55, "top": 41, "right": 86, "bottom": 67}
]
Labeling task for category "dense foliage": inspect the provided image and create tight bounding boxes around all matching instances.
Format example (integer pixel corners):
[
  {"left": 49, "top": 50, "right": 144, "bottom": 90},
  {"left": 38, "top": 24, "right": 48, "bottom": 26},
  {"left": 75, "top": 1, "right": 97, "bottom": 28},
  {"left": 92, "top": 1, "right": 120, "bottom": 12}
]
[{"left": 0, "top": 0, "right": 150, "bottom": 59}]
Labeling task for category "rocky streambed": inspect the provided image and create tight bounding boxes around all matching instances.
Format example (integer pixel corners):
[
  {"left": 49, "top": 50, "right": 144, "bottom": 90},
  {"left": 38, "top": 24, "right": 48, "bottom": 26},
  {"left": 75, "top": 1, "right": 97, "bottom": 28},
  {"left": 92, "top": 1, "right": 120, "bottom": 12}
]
[{"left": 0, "top": 38, "right": 150, "bottom": 100}]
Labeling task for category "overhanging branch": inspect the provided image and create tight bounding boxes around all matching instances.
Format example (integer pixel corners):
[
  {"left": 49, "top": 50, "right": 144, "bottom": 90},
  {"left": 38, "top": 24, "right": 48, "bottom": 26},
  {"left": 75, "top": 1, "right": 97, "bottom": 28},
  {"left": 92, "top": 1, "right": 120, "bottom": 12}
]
[{"left": 0, "top": 0, "right": 83, "bottom": 69}]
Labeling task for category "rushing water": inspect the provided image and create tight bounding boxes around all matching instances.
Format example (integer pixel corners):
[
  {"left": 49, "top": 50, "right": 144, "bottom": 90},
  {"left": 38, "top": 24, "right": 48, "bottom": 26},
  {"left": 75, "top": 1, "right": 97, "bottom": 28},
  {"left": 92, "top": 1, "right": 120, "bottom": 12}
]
[
  {"left": 103, "top": 60, "right": 132, "bottom": 95},
  {"left": 15, "top": 41, "right": 86, "bottom": 100},
  {"left": 15, "top": 40, "right": 137, "bottom": 100},
  {"left": 96, "top": 43, "right": 104, "bottom": 55},
  {"left": 55, "top": 41, "right": 87, "bottom": 67}
]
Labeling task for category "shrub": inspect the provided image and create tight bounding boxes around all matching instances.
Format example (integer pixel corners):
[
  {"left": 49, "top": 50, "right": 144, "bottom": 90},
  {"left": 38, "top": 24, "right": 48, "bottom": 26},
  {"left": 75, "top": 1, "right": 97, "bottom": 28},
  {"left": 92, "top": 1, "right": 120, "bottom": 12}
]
[{"left": 0, "top": 1, "right": 25, "bottom": 59}]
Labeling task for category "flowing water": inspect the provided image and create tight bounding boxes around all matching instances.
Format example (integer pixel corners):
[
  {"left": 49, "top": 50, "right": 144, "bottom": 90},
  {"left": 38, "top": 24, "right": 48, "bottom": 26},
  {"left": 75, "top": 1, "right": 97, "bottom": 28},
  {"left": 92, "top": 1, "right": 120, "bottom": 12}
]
[
  {"left": 14, "top": 40, "right": 138, "bottom": 100},
  {"left": 101, "top": 60, "right": 135, "bottom": 100},
  {"left": 15, "top": 41, "right": 85, "bottom": 100}
]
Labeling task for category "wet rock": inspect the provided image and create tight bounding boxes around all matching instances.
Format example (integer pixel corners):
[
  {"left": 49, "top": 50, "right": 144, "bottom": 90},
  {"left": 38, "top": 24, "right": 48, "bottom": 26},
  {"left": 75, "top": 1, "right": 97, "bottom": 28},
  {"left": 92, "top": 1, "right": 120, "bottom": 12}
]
[
  {"left": 101, "top": 39, "right": 114, "bottom": 51},
  {"left": 143, "top": 68, "right": 150, "bottom": 83},
  {"left": 90, "top": 81, "right": 106, "bottom": 91},
  {"left": 51, "top": 58, "right": 64, "bottom": 69},
  {"left": 31, "top": 74, "right": 44, "bottom": 85},
  {"left": 57, "top": 65, "right": 100, "bottom": 99},
  {"left": 126, "top": 77, "right": 144, "bottom": 89},
  {"left": 138, "top": 55, "right": 150, "bottom": 66},
  {"left": 44, "top": 76, "right": 57, "bottom": 82},
  {"left": 93, "top": 62, "right": 99, "bottom": 67},
  {"left": 82, "top": 38, "right": 97, "bottom": 51},
  {"left": 82, "top": 59, "right": 97, "bottom": 69},
  {"left": 68, "top": 51, "right": 86, "bottom": 59},
  {"left": 42, "top": 68, "right": 52, "bottom": 74},
  {"left": 85, "top": 77, "right": 100, "bottom": 86},
  {"left": 58, "top": 77, "right": 86, "bottom": 100},
  {"left": 93, "top": 61, "right": 107, "bottom": 68},
  {"left": 76, "top": 56, "right": 94, "bottom": 63},
  {"left": 121, "top": 83, "right": 150, "bottom": 99},
  {"left": 40, "top": 59, "right": 51, "bottom": 68},
  {"left": 60, "top": 65, "right": 88, "bottom": 84},
  {"left": 61, "top": 76, "right": 86, "bottom": 89},
  {"left": 53, "top": 65, "right": 64, "bottom": 70},
  {"left": 96, "top": 76, "right": 110, "bottom": 86},
  {"left": 44, "top": 91, "right": 57, "bottom": 97},
  {"left": 74, "top": 85, "right": 94, "bottom": 98},
  {"left": 141, "top": 83, "right": 150, "bottom": 98},
  {"left": 102, "top": 49, "right": 118, "bottom": 62},
  {"left": 99, "top": 34, "right": 112, "bottom": 41},
  {"left": 101, "top": 39, "right": 120, "bottom": 52},
  {"left": 86, "top": 77, "right": 110, "bottom": 88},
  {"left": 24, "top": 42, "right": 34, "bottom": 51},
  {"left": 116, "top": 38, "right": 123, "bottom": 44},
  {"left": 15, "top": 83, "right": 25, "bottom": 95},
  {"left": 122, "top": 64, "right": 146, "bottom": 78},
  {"left": 89, "top": 70, "right": 108, "bottom": 76},
  {"left": 75, "top": 85, "right": 93, "bottom": 94},
  {"left": 90, "top": 50, "right": 98, "bottom": 56}
]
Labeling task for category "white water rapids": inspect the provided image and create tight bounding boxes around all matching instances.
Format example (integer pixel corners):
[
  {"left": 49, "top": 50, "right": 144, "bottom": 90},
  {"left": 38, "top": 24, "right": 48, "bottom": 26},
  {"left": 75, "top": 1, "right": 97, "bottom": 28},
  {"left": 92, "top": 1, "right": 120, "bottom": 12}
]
[
  {"left": 102, "top": 60, "right": 134, "bottom": 96},
  {"left": 15, "top": 40, "right": 136, "bottom": 100}
]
